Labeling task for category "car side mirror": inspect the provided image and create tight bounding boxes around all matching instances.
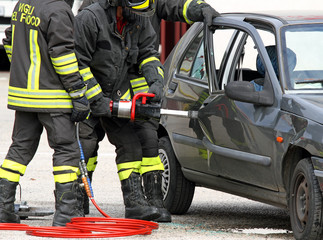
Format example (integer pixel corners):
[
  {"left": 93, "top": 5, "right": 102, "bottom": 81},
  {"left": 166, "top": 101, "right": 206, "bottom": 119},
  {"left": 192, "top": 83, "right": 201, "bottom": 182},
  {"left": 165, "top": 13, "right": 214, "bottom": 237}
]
[{"left": 224, "top": 80, "right": 274, "bottom": 106}]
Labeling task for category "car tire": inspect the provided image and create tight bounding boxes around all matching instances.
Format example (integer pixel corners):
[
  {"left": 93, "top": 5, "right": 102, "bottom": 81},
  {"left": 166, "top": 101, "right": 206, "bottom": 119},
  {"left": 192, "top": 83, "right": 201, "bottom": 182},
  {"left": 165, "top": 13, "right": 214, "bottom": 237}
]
[
  {"left": 289, "top": 158, "right": 323, "bottom": 240},
  {"left": 159, "top": 136, "right": 195, "bottom": 214}
]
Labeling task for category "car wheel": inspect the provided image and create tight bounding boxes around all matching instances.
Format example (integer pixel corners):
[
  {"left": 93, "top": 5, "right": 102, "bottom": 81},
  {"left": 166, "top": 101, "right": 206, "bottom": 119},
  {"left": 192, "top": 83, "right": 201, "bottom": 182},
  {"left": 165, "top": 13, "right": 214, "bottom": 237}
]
[
  {"left": 289, "top": 158, "right": 323, "bottom": 240},
  {"left": 159, "top": 136, "right": 195, "bottom": 214}
]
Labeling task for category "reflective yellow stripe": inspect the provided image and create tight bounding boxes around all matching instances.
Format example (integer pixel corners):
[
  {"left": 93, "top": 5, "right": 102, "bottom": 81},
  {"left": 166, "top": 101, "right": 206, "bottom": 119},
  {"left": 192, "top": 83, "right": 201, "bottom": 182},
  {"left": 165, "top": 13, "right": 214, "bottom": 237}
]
[
  {"left": 80, "top": 67, "right": 94, "bottom": 81},
  {"left": 54, "top": 172, "right": 78, "bottom": 183},
  {"left": 2, "top": 159, "right": 27, "bottom": 174},
  {"left": 139, "top": 163, "right": 164, "bottom": 175},
  {"left": 130, "top": 77, "right": 149, "bottom": 95},
  {"left": 87, "top": 156, "right": 98, "bottom": 172},
  {"left": 118, "top": 168, "right": 140, "bottom": 181},
  {"left": 183, "top": 0, "right": 194, "bottom": 24},
  {"left": 132, "top": 0, "right": 149, "bottom": 10},
  {"left": 69, "top": 85, "right": 87, "bottom": 99},
  {"left": 9, "top": 86, "right": 70, "bottom": 99},
  {"left": 8, "top": 24, "right": 15, "bottom": 62},
  {"left": 133, "top": 86, "right": 149, "bottom": 95},
  {"left": 141, "top": 156, "right": 162, "bottom": 166},
  {"left": 8, "top": 96, "right": 72, "bottom": 109},
  {"left": 117, "top": 161, "right": 141, "bottom": 172},
  {"left": 12, "top": 24, "right": 15, "bottom": 47},
  {"left": 130, "top": 77, "right": 147, "bottom": 88},
  {"left": 51, "top": 53, "right": 77, "bottom": 67},
  {"left": 157, "top": 66, "right": 164, "bottom": 78},
  {"left": 0, "top": 168, "right": 20, "bottom": 182},
  {"left": 53, "top": 165, "right": 79, "bottom": 183},
  {"left": 4, "top": 45, "right": 12, "bottom": 62},
  {"left": 121, "top": 89, "right": 131, "bottom": 100},
  {"left": 28, "top": 29, "right": 41, "bottom": 90},
  {"left": 4, "top": 45, "right": 12, "bottom": 53},
  {"left": 85, "top": 84, "right": 102, "bottom": 100},
  {"left": 54, "top": 62, "right": 79, "bottom": 75},
  {"left": 53, "top": 166, "right": 79, "bottom": 172},
  {"left": 139, "top": 156, "right": 164, "bottom": 175},
  {"left": 139, "top": 57, "right": 160, "bottom": 70}
]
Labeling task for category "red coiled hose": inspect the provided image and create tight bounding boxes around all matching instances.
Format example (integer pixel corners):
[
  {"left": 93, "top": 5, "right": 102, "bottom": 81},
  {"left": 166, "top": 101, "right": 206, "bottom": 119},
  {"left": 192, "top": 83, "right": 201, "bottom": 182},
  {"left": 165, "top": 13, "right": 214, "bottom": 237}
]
[
  {"left": 0, "top": 217, "right": 158, "bottom": 238},
  {"left": 0, "top": 198, "right": 158, "bottom": 238}
]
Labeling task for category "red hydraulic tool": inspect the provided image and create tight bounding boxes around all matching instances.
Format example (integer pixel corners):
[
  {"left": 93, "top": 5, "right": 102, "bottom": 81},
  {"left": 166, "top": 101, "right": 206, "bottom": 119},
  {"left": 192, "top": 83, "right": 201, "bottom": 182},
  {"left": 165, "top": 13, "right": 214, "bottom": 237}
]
[{"left": 110, "top": 92, "right": 198, "bottom": 121}]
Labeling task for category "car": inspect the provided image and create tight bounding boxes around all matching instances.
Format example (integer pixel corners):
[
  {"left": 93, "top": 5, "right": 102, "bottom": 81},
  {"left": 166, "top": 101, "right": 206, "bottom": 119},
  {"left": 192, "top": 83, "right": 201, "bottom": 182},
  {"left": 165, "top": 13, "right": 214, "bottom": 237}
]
[{"left": 157, "top": 10, "right": 323, "bottom": 240}]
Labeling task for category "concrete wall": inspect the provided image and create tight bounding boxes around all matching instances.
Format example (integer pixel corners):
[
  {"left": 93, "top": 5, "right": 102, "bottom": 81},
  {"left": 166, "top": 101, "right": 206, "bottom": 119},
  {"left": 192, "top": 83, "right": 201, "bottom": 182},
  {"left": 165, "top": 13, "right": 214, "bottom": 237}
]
[{"left": 208, "top": 0, "right": 323, "bottom": 12}]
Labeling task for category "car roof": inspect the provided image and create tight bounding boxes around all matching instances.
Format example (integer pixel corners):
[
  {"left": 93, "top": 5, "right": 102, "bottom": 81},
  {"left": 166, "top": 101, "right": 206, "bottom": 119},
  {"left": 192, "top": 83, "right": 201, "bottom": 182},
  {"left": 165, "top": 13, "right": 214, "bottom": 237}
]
[{"left": 221, "top": 10, "right": 323, "bottom": 25}]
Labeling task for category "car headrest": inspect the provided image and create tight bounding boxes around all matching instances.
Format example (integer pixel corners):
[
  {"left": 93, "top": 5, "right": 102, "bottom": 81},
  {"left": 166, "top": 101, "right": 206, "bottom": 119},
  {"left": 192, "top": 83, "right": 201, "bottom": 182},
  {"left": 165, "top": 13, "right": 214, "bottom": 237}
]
[{"left": 256, "top": 45, "right": 297, "bottom": 77}]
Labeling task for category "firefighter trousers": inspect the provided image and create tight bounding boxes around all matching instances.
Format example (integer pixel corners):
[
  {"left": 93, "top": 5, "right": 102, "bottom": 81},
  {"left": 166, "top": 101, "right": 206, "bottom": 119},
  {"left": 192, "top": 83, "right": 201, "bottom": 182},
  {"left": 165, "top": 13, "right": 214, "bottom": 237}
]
[
  {"left": 99, "top": 117, "right": 164, "bottom": 180},
  {"left": 0, "top": 111, "right": 80, "bottom": 183}
]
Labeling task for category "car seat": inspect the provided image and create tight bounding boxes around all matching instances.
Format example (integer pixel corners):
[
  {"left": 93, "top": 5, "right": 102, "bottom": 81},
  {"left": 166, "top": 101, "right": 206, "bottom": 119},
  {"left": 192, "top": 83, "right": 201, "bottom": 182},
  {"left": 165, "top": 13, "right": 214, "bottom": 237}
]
[
  {"left": 252, "top": 45, "right": 297, "bottom": 91},
  {"left": 256, "top": 45, "right": 297, "bottom": 77}
]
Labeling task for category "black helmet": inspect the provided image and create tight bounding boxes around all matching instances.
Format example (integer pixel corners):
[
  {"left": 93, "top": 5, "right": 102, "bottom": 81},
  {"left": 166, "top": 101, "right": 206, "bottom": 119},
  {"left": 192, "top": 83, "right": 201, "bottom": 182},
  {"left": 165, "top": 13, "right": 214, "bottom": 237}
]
[{"left": 109, "top": 0, "right": 155, "bottom": 17}]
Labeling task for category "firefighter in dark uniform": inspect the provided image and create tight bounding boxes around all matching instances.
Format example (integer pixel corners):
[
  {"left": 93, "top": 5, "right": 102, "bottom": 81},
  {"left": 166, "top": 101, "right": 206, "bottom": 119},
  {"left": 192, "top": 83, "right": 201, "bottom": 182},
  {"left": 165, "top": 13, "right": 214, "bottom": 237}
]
[
  {"left": 0, "top": 0, "right": 90, "bottom": 226},
  {"left": 74, "top": 0, "right": 168, "bottom": 221},
  {"left": 76, "top": 0, "right": 219, "bottom": 222}
]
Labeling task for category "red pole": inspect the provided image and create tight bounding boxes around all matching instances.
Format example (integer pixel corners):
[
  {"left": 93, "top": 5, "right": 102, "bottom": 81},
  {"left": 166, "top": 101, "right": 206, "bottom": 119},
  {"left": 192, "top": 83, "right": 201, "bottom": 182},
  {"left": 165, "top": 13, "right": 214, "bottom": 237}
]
[
  {"left": 160, "top": 20, "right": 166, "bottom": 63},
  {"left": 174, "top": 22, "right": 181, "bottom": 44}
]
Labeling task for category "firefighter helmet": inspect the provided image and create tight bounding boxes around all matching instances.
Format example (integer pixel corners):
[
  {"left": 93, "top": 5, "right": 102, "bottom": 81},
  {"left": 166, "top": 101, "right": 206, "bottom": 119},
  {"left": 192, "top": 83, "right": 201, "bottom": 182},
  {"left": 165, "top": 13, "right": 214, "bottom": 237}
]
[{"left": 109, "top": 0, "right": 155, "bottom": 17}]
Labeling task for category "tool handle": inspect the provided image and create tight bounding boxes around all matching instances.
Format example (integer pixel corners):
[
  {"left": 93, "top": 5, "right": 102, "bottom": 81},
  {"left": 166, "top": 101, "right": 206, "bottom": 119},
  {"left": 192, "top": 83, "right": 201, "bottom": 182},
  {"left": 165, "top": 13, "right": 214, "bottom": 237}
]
[{"left": 131, "top": 93, "right": 155, "bottom": 121}]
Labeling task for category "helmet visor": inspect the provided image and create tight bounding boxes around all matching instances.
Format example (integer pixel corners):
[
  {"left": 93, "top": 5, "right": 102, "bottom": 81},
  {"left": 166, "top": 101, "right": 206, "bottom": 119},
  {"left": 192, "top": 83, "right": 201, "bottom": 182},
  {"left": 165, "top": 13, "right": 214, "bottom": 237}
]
[
  {"left": 125, "top": 0, "right": 155, "bottom": 17},
  {"left": 126, "top": 0, "right": 152, "bottom": 10}
]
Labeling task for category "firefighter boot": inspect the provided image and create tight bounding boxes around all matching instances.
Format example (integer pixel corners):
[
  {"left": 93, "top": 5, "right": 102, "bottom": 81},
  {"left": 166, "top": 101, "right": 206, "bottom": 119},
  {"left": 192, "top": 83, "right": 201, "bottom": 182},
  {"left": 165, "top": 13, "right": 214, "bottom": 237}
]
[
  {"left": 0, "top": 178, "right": 20, "bottom": 223},
  {"left": 121, "top": 172, "right": 160, "bottom": 220},
  {"left": 52, "top": 181, "right": 84, "bottom": 226},
  {"left": 143, "top": 171, "right": 171, "bottom": 222}
]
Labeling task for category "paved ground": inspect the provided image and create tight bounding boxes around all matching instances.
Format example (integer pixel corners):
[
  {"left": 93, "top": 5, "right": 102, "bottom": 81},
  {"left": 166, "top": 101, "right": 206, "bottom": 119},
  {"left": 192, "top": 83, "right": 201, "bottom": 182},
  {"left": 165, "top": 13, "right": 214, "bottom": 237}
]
[{"left": 0, "top": 72, "right": 294, "bottom": 239}]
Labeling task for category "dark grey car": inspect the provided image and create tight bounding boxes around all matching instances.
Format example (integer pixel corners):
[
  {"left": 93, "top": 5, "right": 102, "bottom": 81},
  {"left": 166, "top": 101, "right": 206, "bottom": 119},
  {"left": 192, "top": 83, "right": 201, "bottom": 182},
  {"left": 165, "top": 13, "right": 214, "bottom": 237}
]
[{"left": 157, "top": 11, "right": 323, "bottom": 240}]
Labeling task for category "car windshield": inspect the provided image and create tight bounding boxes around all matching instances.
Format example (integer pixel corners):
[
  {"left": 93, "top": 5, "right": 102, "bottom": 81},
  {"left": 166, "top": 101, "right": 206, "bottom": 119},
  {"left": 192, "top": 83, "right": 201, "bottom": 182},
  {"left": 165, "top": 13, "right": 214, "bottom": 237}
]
[{"left": 282, "top": 24, "right": 323, "bottom": 90}]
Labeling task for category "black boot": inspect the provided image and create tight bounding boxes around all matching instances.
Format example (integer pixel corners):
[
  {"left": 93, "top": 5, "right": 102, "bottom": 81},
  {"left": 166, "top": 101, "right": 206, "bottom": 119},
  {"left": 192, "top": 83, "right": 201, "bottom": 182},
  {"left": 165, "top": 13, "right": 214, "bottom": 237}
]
[
  {"left": 0, "top": 178, "right": 20, "bottom": 223},
  {"left": 143, "top": 171, "right": 171, "bottom": 222},
  {"left": 121, "top": 172, "right": 160, "bottom": 221},
  {"left": 79, "top": 171, "right": 93, "bottom": 215},
  {"left": 52, "top": 181, "right": 84, "bottom": 226}
]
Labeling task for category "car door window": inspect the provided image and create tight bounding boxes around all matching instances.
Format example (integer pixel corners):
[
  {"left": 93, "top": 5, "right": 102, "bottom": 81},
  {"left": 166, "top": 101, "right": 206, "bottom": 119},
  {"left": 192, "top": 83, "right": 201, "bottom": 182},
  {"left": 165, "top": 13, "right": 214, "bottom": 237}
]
[
  {"left": 212, "top": 28, "right": 240, "bottom": 89},
  {"left": 178, "top": 31, "right": 203, "bottom": 78},
  {"left": 221, "top": 29, "right": 276, "bottom": 90},
  {"left": 191, "top": 42, "right": 206, "bottom": 80}
]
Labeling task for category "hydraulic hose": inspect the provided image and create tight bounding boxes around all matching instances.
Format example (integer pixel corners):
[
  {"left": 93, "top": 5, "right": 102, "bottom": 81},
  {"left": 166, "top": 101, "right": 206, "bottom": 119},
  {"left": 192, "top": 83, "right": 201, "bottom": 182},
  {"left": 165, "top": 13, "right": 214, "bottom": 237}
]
[
  {"left": 75, "top": 122, "right": 109, "bottom": 218},
  {"left": 0, "top": 122, "right": 158, "bottom": 238}
]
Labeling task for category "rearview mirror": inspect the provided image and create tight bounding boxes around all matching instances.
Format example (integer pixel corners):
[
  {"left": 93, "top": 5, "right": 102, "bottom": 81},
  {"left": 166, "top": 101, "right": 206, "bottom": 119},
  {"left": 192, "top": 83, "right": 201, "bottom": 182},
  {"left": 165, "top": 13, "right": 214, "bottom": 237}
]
[{"left": 224, "top": 81, "right": 274, "bottom": 106}]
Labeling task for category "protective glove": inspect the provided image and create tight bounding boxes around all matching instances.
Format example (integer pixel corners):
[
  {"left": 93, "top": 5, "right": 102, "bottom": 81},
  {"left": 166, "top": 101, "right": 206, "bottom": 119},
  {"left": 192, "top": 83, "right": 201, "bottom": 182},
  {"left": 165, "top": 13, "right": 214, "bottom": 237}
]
[
  {"left": 201, "top": 6, "right": 220, "bottom": 26},
  {"left": 148, "top": 81, "right": 163, "bottom": 102},
  {"left": 68, "top": 82, "right": 90, "bottom": 122},
  {"left": 71, "top": 96, "right": 90, "bottom": 122},
  {"left": 187, "top": 1, "right": 220, "bottom": 26},
  {"left": 90, "top": 96, "right": 112, "bottom": 117}
]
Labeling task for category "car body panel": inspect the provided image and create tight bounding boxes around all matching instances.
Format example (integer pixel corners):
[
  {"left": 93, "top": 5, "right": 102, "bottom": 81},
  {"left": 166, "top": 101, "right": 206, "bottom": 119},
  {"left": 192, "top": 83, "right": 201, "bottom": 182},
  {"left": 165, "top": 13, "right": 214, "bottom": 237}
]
[{"left": 160, "top": 11, "right": 323, "bottom": 209}]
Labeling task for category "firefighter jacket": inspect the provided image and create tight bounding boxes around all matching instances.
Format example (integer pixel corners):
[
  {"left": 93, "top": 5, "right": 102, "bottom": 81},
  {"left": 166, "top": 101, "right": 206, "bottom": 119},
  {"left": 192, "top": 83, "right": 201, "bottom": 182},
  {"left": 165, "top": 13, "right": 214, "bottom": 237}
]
[
  {"left": 74, "top": 0, "right": 164, "bottom": 103},
  {"left": 2, "top": 0, "right": 84, "bottom": 113},
  {"left": 78, "top": 0, "right": 200, "bottom": 51}
]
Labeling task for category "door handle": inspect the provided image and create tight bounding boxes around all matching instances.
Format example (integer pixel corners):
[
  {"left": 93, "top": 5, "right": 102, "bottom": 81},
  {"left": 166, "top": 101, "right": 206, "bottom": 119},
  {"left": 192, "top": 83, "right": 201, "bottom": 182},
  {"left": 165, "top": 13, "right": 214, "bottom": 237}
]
[{"left": 168, "top": 81, "right": 178, "bottom": 93}]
